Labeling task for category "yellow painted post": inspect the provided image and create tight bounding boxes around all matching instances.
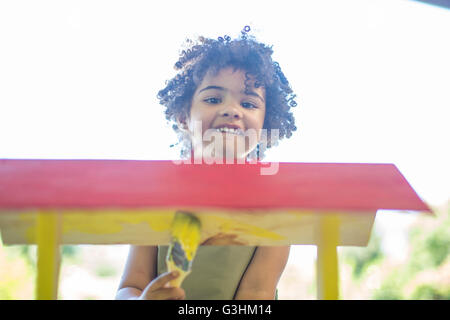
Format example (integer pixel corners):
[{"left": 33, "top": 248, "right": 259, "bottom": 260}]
[
  {"left": 36, "top": 211, "right": 62, "bottom": 300},
  {"left": 316, "top": 214, "right": 340, "bottom": 300}
]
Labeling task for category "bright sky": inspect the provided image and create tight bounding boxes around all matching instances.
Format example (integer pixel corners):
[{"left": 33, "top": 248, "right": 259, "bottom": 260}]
[{"left": 0, "top": 0, "right": 449, "bottom": 262}]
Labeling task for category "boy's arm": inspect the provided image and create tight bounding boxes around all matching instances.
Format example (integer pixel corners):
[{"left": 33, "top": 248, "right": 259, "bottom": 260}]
[
  {"left": 234, "top": 246, "right": 290, "bottom": 300},
  {"left": 115, "top": 245, "right": 157, "bottom": 300}
]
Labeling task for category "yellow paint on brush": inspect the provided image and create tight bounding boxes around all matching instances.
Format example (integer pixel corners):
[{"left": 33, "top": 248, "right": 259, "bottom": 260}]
[
  {"left": 170, "top": 212, "right": 201, "bottom": 261},
  {"left": 167, "top": 212, "right": 202, "bottom": 287},
  {"left": 167, "top": 258, "right": 190, "bottom": 288}
]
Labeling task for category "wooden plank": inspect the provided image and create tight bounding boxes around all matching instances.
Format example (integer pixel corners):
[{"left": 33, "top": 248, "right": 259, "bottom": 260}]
[{"left": 0, "top": 209, "right": 376, "bottom": 246}]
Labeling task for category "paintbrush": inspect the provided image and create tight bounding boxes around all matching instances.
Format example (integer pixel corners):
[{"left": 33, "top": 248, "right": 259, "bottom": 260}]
[{"left": 166, "top": 211, "right": 202, "bottom": 287}]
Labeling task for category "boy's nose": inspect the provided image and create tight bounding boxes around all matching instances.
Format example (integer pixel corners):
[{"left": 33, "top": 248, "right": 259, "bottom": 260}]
[{"left": 219, "top": 104, "right": 243, "bottom": 119}]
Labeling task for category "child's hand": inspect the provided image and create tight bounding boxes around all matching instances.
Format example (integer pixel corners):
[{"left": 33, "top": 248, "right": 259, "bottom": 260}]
[{"left": 139, "top": 271, "right": 186, "bottom": 300}]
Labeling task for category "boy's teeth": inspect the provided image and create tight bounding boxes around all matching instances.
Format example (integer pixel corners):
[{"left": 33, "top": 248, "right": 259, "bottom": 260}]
[{"left": 216, "top": 127, "right": 243, "bottom": 135}]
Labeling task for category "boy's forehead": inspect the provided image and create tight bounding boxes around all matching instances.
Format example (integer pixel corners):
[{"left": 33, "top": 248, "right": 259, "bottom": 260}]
[
  {"left": 204, "top": 67, "right": 253, "bottom": 81},
  {"left": 199, "top": 67, "right": 264, "bottom": 92}
]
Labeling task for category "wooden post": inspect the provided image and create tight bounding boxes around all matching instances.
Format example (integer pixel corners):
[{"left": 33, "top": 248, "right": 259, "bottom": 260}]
[
  {"left": 316, "top": 214, "right": 340, "bottom": 300},
  {"left": 36, "top": 211, "right": 61, "bottom": 300}
]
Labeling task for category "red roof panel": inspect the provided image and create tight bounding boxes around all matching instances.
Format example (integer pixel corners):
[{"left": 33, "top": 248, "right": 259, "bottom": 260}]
[{"left": 0, "top": 159, "right": 432, "bottom": 213}]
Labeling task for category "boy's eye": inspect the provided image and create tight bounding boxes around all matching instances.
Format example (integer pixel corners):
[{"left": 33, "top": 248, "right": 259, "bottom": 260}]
[
  {"left": 204, "top": 97, "right": 221, "bottom": 104},
  {"left": 203, "top": 97, "right": 258, "bottom": 109},
  {"left": 242, "top": 102, "right": 258, "bottom": 109}
]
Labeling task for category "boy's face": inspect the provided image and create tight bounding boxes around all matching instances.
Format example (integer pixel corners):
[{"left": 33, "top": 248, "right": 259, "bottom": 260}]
[{"left": 186, "top": 67, "right": 266, "bottom": 160}]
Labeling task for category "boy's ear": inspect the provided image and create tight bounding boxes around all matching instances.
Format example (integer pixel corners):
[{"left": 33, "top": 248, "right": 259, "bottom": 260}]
[{"left": 177, "top": 116, "right": 189, "bottom": 132}]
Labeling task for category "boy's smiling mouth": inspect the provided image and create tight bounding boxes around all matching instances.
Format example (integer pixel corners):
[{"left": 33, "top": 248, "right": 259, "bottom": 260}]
[{"left": 213, "top": 123, "right": 245, "bottom": 136}]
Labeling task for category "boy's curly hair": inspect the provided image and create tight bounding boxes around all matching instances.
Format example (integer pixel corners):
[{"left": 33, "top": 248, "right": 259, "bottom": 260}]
[{"left": 157, "top": 26, "right": 298, "bottom": 160}]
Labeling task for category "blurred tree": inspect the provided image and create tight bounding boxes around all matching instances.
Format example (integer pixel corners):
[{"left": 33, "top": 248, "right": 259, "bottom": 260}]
[
  {"left": 95, "top": 264, "right": 118, "bottom": 278},
  {"left": 0, "top": 243, "right": 81, "bottom": 299},
  {"left": 341, "top": 231, "right": 384, "bottom": 281},
  {"left": 372, "top": 202, "right": 450, "bottom": 300},
  {"left": 0, "top": 244, "right": 34, "bottom": 299},
  {"left": 15, "top": 244, "right": 81, "bottom": 266},
  {"left": 411, "top": 284, "right": 450, "bottom": 300},
  {"left": 408, "top": 206, "right": 450, "bottom": 273},
  {"left": 372, "top": 270, "right": 404, "bottom": 300},
  {"left": 61, "top": 245, "right": 81, "bottom": 262},
  {"left": 340, "top": 201, "right": 450, "bottom": 300}
]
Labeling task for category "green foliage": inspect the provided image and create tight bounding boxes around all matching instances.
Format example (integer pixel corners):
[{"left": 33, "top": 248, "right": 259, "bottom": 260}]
[
  {"left": 408, "top": 208, "right": 450, "bottom": 275},
  {"left": 0, "top": 287, "right": 14, "bottom": 300},
  {"left": 370, "top": 204, "right": 449, "bottom": 300},
  {"left": 10, "top": 244, "right": 81, "bottom": 267},
  {"left": 0, "top": 244, "right": 82, "bottom": 299},
  {"left": 411, "top": 284, "right": 450, "bottom": 300},
  {"left": 340, "top": 202, "right": 450, "bottom": 300},
  {"left": 61, "top": 245, "right": 81, "bottom": 262},
  {"left": 95, "top": 264, "right": 117, "bottom": 278},
  {"left": 307, "top": 279, "right": 316, "bottom": 297},
  {"left": 12, "top": 245, "right": 36, "bottom": 268},
  {"left": 342, "top": 232, "right": 384, "bottom": 280},
  {"left": 424, "top": 214, "right": 450, "bottom": 267},
  {"left": 0, "top": 244, "right": 35, "bottom": 299},
  {"left": 372, "top": 271, "right": 404, "bottom": 300},
  {"left": 372, "top": 283, "right": 404, "bottom": 300},
  {"left": 425, "top": 230, "right": 450, "bottom": 267}
]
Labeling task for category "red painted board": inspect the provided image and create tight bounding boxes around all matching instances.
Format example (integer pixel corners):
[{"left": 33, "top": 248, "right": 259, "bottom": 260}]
[{"left": 0, "top": 159, "right": 431, "bottom": 213}]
